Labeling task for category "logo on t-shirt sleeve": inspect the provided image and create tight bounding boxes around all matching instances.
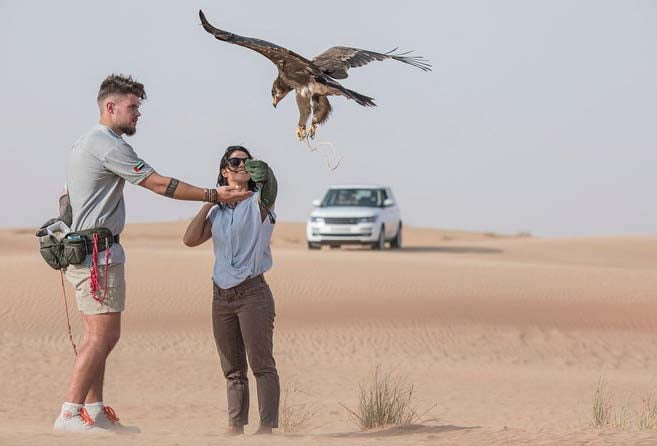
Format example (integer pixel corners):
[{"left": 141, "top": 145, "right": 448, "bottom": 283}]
[{"left": 133, "top": 161, "right": 145, "bottom": 173}]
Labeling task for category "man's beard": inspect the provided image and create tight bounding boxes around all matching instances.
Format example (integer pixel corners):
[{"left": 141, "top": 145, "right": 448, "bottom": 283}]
[{"left": 118, "top": 124, "right": 136, "bottom": 136}]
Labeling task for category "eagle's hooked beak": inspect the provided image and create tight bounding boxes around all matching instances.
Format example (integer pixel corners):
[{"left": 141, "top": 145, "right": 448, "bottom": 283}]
[{"left": 272, "top": 98, "right": 278, "bottom": 108}]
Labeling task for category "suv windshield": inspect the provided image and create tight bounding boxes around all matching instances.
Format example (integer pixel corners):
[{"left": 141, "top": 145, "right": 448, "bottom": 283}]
[{"left": 321, "top": 189, "right": 384, "bottom": 207}]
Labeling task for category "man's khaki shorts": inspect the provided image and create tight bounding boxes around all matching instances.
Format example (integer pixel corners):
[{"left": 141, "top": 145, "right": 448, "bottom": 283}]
[{"left": 64, "top": 263, "right": 126, "bottom": 314}]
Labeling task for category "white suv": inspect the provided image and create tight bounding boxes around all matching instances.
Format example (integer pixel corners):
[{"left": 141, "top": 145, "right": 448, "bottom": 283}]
[{"left": 306, "top": 185, "right": 402, "bottom": 250}]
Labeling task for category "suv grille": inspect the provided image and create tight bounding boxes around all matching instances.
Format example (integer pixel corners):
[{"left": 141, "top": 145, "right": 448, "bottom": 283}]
[{"left": 324, "top": 217, "right": 359, "bottom": 225}]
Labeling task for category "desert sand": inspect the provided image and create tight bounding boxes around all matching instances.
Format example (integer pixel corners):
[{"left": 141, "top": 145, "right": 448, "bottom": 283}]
[{"left": 2, "top": 221, "right": 657, "bottom": 445}]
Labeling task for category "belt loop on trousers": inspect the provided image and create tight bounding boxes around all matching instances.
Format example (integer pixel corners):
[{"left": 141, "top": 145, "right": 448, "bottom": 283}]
[{"left": 213, "top": 274, "right": 264, "bottom": 297}]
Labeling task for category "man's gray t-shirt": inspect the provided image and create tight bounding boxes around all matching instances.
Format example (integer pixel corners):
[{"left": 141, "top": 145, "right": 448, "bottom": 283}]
[{"left": 67, "top": 124, "right": 154, "bottom": 264}]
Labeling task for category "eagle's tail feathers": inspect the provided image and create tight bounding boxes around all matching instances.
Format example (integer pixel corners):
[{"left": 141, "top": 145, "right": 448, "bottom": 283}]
[
  {"left": 346, "top": 89, "right": 376, "bottom": 107},
  {"left": 316, "top": 75, "right": 376, "bottom": 107}
]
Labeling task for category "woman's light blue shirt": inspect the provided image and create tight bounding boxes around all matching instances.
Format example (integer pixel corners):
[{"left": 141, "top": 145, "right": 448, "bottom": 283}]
[{"left": 208, "top": 190, "right": 275, "bottom": 289}]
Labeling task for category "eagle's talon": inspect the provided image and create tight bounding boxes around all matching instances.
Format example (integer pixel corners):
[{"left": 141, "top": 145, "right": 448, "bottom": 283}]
[
  {"left": 296, "top": 126, "right": 307, "bottom": 140},
  {"left": 309, "top": 124, "right": 317, "bottom": 140}
]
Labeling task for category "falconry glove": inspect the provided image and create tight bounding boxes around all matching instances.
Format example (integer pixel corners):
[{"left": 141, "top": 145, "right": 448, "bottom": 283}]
[{"left": 245, "top": 159, "right": 277, "bottom": 209}]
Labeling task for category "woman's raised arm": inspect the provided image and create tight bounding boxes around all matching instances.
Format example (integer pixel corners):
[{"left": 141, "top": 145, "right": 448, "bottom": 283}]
[{"left": 183, "top": 203, "right": 214, "bottom": 247}]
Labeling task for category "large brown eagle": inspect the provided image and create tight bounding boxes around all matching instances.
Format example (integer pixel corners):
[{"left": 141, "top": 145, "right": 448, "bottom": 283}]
[{"left": 199, "top": 10, "right": 431, "bottom": 140}]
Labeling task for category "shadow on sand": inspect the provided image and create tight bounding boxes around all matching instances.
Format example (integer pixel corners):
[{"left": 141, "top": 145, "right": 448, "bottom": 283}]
[
  {"left": 321, "top": 423, "right": 479, "bottom": 438},
  {"left": 398, "top": 246, "right": 503, "bottom": 254}
]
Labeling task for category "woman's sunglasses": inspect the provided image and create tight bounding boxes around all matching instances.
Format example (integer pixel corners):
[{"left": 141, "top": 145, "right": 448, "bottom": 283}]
[{"left": 226, "top": 157, "right": 250, "bottom": 170}]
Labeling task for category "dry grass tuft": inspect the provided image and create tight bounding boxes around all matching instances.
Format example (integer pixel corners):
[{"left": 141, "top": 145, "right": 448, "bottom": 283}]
[
  {"left": 278, "top": 383, "right": 318, "bottom": 433},
  {"left": 340, "top": 366, "right": 428, "bottom": 431},
  {"left": 593, "top": 377, "right": 613, "bottom": 427},
  {"left": 591, "top": 377, "right": 631, "bottom": 430},
  {"left": 612, "top": 404, "right": 631, "bottom": 430},
  {"left": 638, "top": 394, "right": 657, "bottom": 430}
]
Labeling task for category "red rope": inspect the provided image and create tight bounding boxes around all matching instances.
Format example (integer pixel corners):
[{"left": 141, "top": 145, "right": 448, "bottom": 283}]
[
  {"left": 59, "top": 232, "right": 111, "bottom": 357},
  {"left": 59, "top": 270, "right": 78, "bottom": 356},
  {"left": 89, "top": 233, "right": 109, "bottom": 304}
]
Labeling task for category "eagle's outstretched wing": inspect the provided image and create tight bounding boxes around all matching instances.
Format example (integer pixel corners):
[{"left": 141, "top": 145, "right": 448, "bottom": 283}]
[
  {"left": 312, "top": 47, "right": 432, "bottom": 80},
  {"left": 199, "top": 10, "right": 319, "bottom": 77}
]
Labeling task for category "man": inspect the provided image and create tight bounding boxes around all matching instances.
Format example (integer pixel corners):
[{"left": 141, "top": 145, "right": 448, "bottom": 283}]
[{"left": 53, "top": 74, "right": 252, "bottom": 432}]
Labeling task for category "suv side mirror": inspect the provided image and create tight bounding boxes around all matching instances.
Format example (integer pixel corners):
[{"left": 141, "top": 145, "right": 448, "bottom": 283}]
[
  {"left": 383, "top": 198, "right": 394, "bottom": 207},
  {"left": 311, "top": 199, "right": 321, "bottom": 207}
]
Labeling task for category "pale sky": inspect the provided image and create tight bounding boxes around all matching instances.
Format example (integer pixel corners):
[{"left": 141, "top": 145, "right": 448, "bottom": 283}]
[{"left": 1, "top": 1, "right": 655, "bottom": 237}]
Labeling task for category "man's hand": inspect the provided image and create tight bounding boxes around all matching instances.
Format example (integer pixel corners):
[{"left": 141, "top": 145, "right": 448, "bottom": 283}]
[
  {"left": 217, "top": 185, "right": 253, "bottom": 204},
  {"left": 245, "top": 160, "right": 269, "bottom": 183}
]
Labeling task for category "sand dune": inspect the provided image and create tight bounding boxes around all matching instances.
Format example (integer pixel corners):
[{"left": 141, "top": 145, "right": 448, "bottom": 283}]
[{"left": 2, "top": 222, "right": 657, "bottom": 445}]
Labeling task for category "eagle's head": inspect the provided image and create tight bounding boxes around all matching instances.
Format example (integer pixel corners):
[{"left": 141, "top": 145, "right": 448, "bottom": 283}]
[{"left": 271, "top": 77, "right": 292, "bottom": 108}]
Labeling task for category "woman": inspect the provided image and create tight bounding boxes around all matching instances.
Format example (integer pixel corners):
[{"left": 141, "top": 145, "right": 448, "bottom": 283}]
[{"left": 183, "top": 145, "right": 279, "bottom": 435}]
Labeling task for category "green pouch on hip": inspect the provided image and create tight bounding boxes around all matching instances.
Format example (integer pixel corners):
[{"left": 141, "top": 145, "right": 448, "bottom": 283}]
[
  {"left": 38, "top": 235, "right": 68, "bottom": 270},
  {"left": 62, "top": 234, "right": 88, "bottom": 266}
]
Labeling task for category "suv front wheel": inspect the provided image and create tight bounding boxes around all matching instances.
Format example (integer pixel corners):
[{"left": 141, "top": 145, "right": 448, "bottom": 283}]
[
  {"left": 372, "top": 225, "right": 385, "bottom": 250},
  {"left": 390, "top": 222, "right": 402, "bottom": 249}
]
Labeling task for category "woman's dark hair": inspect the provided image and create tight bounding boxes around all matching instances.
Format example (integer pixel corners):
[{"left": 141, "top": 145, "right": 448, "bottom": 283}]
[{"left": 217, "top": 145, "right": 257, "bottom": 192}]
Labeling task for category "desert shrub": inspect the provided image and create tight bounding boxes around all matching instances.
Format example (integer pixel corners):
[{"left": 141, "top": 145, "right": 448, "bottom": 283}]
[
  {"left": 638, "top": 394, "right": 657, "bottom": 430},
  {"left": 593, "top": 377, "right": 613, "bottom": 427},
  {"left": 279, "top": 383, "right": 317, "bottom": 433},
  {"left": 340, "top": 366, "right": 421, "bottom": 430}
]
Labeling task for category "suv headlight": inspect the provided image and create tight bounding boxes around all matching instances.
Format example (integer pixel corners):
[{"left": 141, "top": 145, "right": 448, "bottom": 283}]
[
  {"left": 310, "top": 216, "right": 324, "bottom": 223},
  {"left": 358, "top": 216, "right": 377, "bottom": 223}
]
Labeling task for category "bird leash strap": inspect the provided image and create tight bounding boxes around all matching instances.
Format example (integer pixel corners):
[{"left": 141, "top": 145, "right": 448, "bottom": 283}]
[{"left": 59, "top": 270, "right": 78, "bottom": 356}]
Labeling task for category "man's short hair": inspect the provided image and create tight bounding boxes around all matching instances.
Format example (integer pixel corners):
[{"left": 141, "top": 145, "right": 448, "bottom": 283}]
[{"left": 97, "top": 74, "right": 147, "bottom": 103}]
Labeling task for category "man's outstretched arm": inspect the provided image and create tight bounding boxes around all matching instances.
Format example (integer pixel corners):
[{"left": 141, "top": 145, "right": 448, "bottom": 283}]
[{"left": 140, "top": 172, "right": 251, "bottom": 203}]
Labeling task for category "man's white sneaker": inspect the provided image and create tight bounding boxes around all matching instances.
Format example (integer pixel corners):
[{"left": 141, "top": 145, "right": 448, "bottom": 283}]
[
  {"left": 93, "top": 406, "right": 120, "bottom": 430},
  {"left": 53, "top": 406, "right": 97, "bottom": 433},
  {"left": 92, "top": 406, "right": 140, "bottom": 433}
]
